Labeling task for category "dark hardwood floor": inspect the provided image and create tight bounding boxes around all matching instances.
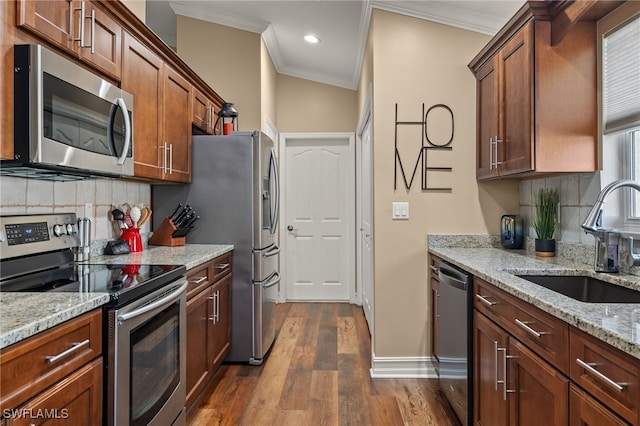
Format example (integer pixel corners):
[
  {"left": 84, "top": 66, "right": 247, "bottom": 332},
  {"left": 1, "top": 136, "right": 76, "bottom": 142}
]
[{"left": 187, "top": 302, "right": 462, "bottom": 426}]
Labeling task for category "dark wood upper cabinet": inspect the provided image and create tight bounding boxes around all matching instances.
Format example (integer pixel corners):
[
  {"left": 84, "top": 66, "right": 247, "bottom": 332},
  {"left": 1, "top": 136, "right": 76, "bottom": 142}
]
[
  {"left": 17, "top": 0, "right": 121, "bottom": 81},
  {"left": 469, "top": 2, "right": 600, "bottom": 180}
]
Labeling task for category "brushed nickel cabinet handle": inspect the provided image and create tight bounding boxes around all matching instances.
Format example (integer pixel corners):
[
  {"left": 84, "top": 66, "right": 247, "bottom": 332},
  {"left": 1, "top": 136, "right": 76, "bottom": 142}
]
[
  {"left": 46, "top": 339, "right": 90, "bottom": 364},
  {"left": 190, "top": 276, "right": 207, "bottom": 284},
  {"left": 429, "top": 265, "right": 439, "bottom": 273},
  {"left": 476, "top": 294, "right": 497, "bottom": 307},
  {"left": 515, "top": 318, "right": 545, "bottom": 338},
  {"left": 576, "top": 358, "right": 625, "bottom": 392},
  {"left": 494, "top": 340, "right": 500, "bottom": 391}
]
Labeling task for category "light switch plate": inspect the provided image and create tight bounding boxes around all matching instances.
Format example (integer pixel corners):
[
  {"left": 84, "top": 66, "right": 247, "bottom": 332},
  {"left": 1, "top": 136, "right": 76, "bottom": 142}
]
[{"left": 392, "top": 202, "right": 409, "bottom": 220}]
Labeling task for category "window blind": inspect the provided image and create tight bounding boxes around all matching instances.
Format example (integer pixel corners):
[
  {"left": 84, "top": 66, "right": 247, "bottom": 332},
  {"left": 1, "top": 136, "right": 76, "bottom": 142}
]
[{"left": 603, "top": 16, "right": 640, "bottom": 134}]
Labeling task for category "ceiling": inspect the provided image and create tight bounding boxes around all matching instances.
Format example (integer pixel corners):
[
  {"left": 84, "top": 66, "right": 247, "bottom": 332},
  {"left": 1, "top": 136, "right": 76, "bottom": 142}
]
[{"left": 147, "top": 1, "right": 525, "bottom": 90}]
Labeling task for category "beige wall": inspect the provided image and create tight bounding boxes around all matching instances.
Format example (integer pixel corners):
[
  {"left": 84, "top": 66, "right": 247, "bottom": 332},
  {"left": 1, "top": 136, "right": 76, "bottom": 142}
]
[
  {"left": 366, "top": 10, "right": 520, "bottom": 357},
  {"left": 177, "top": 17, "right": 262, "bottom": 131},
  {"left": 261, "top": 40, "right": 278, "bottom": 131},
  {"left": 276, "top": 74, "right": 358, "bottom": 133},
  {"left": 121, "top": 0, "right": 146, "bottom": 23}
]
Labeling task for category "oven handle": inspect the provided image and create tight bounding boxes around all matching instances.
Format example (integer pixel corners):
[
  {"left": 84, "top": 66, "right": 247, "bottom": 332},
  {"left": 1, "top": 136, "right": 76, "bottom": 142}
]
[{"left": 117, "top": 281, "right": 187, "bottom": 324}]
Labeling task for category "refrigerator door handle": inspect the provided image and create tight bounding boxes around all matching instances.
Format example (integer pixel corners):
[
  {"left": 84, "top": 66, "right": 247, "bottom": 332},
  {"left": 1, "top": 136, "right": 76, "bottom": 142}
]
[
  {"left": 263, "top": 245, "right": 280, "bottom": 257},
  {"left": 269, "top": 148, "right": 280, "bottom": 235},
  {"left": 260, "top": 272, "right": 280, "bottom": 289}
]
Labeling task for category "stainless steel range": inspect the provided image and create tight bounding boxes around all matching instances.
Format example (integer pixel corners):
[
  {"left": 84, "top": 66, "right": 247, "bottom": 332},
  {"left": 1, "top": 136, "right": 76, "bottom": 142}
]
[{"left": 0, "top": 213, "right": 187, "bottom": 426}]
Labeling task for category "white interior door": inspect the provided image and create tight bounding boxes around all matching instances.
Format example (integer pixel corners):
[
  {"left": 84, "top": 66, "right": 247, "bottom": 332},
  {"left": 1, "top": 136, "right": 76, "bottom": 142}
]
[
  {"left": 284, "top": 134, "right": 354, "bottom": 301},
  {"left": 360, "top": 118, "right": 374, "bottom": 331}
]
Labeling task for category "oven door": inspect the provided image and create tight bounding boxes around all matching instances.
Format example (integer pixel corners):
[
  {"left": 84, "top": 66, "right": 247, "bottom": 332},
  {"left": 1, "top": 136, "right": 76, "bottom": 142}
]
[{"left": 108, "top": 280, "right": 187, "bottom": 426}]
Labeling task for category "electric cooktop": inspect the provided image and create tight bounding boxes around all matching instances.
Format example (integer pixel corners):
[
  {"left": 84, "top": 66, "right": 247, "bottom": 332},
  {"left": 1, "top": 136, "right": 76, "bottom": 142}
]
[{"left": 0, "top": 263, "right": 186, "bottom": 307}]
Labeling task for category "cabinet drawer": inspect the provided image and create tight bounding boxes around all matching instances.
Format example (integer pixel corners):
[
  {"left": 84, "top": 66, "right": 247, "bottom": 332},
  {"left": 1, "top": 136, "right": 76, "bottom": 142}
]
[
  {"left": 212, "top": 252, "right": 232, "bottom": 282},
  {"left": 570, "top": 384, "right": 627, "bottom": 426},
  {"left": 5, "top": 358, "right": 103, "bottom": 426},
  {"left": 0, "top": 309, "right": 102, "bottom": 409},
  {"left": 186, "top": 262, "right": 212, "bottom": 298},
  {"left": 570, "top": 327, "right": 640, "bottom": 424},
  {"left": 474, "top": 277, "right": 569, "bottom": 374}
]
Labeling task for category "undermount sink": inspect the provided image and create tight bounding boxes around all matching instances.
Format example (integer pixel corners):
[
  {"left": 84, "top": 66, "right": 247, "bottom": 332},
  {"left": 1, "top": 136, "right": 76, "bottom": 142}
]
[{"left": 517, "top": 275, "right": 640, "bottom": 303}]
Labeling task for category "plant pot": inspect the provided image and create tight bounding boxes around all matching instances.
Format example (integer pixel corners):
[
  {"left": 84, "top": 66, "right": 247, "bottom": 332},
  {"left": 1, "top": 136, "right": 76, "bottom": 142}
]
[{"left": 535, "top": 238, "right": 556, "bottom": 257}]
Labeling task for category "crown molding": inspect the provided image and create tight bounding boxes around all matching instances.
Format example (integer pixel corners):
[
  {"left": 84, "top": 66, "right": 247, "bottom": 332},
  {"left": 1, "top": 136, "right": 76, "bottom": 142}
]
[
  {"left": 370, "top": 1, "right": 502, "bottom": 36},
  {"left": 169, "top": 1, "right": 270, "bottom": 34}
]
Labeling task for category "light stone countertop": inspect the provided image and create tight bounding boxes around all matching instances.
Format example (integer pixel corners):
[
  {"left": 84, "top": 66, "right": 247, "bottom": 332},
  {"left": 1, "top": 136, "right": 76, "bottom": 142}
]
[
  {"left": 88, "top": 243, "right": 234, "bottom": 269},
  {"left": 0, "top": 244, "right": 233, "bottom": 349},
  {"left": 428, "top": 241, "right": 640, "bottom": 360}
]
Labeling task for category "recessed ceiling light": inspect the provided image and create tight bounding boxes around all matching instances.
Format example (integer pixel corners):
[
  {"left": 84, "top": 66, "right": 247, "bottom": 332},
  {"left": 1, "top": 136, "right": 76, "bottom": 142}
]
[{"left": 304, "top": 34, "right": 320, "bottom": 44}]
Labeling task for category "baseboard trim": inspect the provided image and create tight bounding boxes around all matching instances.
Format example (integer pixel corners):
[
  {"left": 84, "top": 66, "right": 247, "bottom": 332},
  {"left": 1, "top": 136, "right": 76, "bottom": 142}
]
[{"left": 370, "top": 354, "right": 438, "bottom": 378}]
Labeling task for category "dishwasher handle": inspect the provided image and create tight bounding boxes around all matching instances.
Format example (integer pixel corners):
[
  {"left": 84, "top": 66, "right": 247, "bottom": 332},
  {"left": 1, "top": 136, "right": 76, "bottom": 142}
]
[{"left": 438, "top": 262, "right": 469, "bottom": 291}]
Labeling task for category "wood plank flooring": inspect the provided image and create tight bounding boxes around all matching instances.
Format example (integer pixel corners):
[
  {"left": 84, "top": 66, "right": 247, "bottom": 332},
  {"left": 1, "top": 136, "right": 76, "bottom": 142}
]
[{"left": 187, "top": 302, "right": 461, "bottom": 426}]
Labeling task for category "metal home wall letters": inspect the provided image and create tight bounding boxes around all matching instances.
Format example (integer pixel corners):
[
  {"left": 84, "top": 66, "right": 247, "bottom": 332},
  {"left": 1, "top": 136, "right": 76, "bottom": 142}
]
[{"left": 394, "top": 103, "right": 454, "bottom": 191}]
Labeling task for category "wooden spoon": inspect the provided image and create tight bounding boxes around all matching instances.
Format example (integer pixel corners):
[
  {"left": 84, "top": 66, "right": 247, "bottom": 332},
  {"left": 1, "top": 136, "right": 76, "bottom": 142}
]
[{"left": 138, "top": 207, "right": 152, "bottom": 227}]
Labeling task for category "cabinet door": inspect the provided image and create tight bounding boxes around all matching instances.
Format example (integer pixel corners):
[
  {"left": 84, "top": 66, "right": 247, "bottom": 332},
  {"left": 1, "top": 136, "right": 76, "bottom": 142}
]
[
  {"left": 16, "top": 0, "right": 76, "bottom": 53},
  {"left": 499, "top": 22, "right": 534, "bottom": 176},
  {"left": 163, "top": 65, "right": 192, "bottom": 183},
  {"left": 474, "top": 311, "right": 508, "bottom": 426},
  {"left": 77, "top": 1, "right": 121, "bottom": 81},
  {"left": 192, "top": 88, "right": 213, "bottom": 134},
  {"left": 122, "top": 31, "right": 163, "bottom": 180},
  {"left": 569, "top": 384, "right": 627, "bottom": 426},
  {"left": 186, "top": 286, "right": 213, "bottom": 411},
  {"left": 507, "top": 338, "right": 569, "bottom": 426},
  {"left": 476, "top": 56, "right": 500, "bottom": 180},
  {"left": 211, "top": 274, "right": 232, "bottom": 371},
  {"left": 6, "top": 359, "right": 102, "bottom": 426}
]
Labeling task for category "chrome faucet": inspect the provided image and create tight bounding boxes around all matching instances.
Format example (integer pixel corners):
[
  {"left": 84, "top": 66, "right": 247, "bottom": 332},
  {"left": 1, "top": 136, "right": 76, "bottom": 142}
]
[{"left": 582, "top": 179, "right": 640, "bottom": 272}]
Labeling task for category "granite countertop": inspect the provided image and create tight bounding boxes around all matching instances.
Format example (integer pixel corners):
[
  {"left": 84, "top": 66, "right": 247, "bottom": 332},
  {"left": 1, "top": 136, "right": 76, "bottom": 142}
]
[
  {"left": 0, "top": 244, "right": 233, "bottom": 350},
  {"left": 88, "top": 243, "right": 234, "bottom": 269},
  {"left": 428, "top": 238, "right": 640, "bottom": 360}
]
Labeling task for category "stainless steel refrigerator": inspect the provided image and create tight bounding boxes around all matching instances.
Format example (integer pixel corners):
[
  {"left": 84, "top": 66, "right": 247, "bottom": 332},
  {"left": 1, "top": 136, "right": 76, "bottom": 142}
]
[{"left": 152, "top": 131, "right": 280, "bottom": 365}]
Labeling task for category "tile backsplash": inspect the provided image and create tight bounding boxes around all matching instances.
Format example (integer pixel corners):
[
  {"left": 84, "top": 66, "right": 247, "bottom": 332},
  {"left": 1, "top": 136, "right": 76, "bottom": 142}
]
[
  {"left": 519, "top": 172, "right": 601, "bottom": 246},
  {"left": 0, "top": 176, "right": 151, "bottom": 241}
]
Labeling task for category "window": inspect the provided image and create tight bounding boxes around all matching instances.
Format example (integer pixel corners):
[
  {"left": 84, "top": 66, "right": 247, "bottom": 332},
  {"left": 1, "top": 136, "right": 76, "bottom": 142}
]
[
  {"left": 628, "top": 129, "right": 640, "bottom": 220},
  {"left": 599, "top": 6, "right": 640, "bottom": 223}
]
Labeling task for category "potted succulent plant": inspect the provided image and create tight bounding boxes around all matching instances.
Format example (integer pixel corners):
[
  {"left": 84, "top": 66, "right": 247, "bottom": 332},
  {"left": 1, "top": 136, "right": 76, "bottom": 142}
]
[{"left": 533, "top": 188, "right": 559, "bottom": 257}]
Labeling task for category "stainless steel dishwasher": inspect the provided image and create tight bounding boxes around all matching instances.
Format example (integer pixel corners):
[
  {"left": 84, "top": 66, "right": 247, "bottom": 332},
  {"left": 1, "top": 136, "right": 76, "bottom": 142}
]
[{"left": 437, "top": 261, "right": 473, "bottom": 426}]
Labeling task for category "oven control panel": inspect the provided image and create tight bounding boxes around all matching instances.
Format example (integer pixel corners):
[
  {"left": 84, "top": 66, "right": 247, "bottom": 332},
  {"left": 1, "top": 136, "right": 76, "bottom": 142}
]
[
  {"left": 0, "top": 213, "right": 79, "bottom": 260},
  {"left": 5, "top": 222, "right": 50, "bottom": 245}
]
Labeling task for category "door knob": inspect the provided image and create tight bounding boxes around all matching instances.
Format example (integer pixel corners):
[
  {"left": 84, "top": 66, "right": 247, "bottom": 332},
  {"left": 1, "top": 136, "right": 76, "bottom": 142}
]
[{"left": 287, "top": 225, "right": 294, "bottom": 231}]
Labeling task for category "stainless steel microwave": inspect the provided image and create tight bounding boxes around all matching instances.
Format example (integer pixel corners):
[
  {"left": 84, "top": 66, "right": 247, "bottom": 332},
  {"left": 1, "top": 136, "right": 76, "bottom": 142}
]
[{"left": 2, "top": 44, "right": 134, "bottom": 180}]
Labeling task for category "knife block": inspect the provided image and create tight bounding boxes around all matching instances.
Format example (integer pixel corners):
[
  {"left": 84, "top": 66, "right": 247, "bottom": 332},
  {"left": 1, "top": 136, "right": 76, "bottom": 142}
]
[{"left": 148, "top": 218, "right": 186, "bottom": 247}]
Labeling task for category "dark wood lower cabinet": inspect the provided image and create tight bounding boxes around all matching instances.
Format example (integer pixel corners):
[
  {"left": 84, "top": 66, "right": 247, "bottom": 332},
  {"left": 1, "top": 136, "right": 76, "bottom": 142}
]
[
  {"left": 185, "top": 253, "right": 232, "bottom": 413},
  {"left": 186, "top": 283, "right": 214, "bottom": 410},
  {"left": 507, "top": 339, "right": 568, "bottom": 425},
  {"left": 471, "top": 274, "right": 640, "bottom": 426},
  {"left": 474, "top": 311, "right": 569, "bottom": 426},
  {"left": 5, "top": 358, "right": 102, "bottom": 425},
  {"left": 474, "top": 311, "right": 508, "bottom": 426},
  {"left": 211, "top": 274, "right": 231, "bottom": 371}
]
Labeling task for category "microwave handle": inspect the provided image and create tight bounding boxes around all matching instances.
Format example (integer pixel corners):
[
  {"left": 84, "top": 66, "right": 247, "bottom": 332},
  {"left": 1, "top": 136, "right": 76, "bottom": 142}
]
[{"left": 115, "top": 97, "right": 132, "bottom": 165}]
